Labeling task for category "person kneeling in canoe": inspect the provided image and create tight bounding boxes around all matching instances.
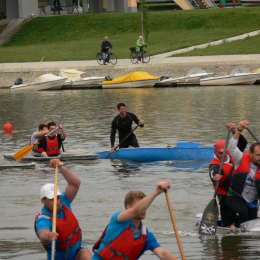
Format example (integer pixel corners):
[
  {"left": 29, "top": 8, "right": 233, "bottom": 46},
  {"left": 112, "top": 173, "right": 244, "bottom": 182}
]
[
  {"left": 92, "top": 181, "right": 179, "bottom": 260},
  {"left": 29, "top": 124, "right": 49, "bottom": 157},
  {"left": 34, "top": 121, "right": 66, "bottom": 157},
  {"left": 35, "top": 159, "right": 92, "bottom": 260},
  {"left": 110, "top": 103, "right": 144, "bottom": 154},
  {"left": 226, "top": 121, "right": 260, "bottom": 226},
  {"left": 209, "top": 122, "right": 247, "bottom": 228}
]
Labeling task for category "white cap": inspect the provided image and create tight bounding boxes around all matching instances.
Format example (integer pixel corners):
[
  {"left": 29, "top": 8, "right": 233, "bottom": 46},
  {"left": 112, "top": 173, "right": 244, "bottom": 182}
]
[{"left": 40, "top": 183, "right": 62, "bottom": 199}]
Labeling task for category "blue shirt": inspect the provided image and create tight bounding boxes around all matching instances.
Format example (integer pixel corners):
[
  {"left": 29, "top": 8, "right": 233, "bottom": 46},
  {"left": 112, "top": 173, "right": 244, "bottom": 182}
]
[
  {"left": 92, "top": 211, "right": 161, "bottom": 260},
  {"left": 36, "top": 192, "right": 84, "bottom": 260}
]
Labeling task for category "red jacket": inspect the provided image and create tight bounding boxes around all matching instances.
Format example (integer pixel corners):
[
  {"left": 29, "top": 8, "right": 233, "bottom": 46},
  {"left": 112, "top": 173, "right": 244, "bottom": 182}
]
[{"left": 46, "top": 135, "right": 60, "bottom": 156}]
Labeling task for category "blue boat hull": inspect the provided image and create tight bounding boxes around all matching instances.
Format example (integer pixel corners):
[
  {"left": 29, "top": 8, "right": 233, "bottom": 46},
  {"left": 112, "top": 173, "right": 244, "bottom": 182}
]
[{"left": 96, "top": 147, "right": 214, "bottom": 162}]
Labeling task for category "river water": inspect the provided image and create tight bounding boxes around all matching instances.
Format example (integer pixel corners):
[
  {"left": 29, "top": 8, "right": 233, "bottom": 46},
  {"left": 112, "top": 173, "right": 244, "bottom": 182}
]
[{"left": 1, "top": 86, "right": 260, "bottom": 260}]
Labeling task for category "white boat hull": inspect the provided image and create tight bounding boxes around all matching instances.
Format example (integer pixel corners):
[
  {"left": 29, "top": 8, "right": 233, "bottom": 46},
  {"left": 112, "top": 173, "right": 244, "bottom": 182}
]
[
  {"left": 61, "top": 77, "right": 105, "bottom": 89},
  {"left": 10, "top": 78, "right": 67, "bottom": 92},
  {"left": 102, "top": 79, "right": 159, "bottom": 89},
  {"left": 200, "top": 73, "right": 260, "bottom": 86}
]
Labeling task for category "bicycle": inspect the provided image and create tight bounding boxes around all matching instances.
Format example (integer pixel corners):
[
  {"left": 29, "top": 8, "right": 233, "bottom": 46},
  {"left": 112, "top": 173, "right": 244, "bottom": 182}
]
[
  {"left": 97, "top": 51, "right": 117, "bottom": 65},
  {"left": 129, "top": 46, "right": 150, "bottom": 64}
]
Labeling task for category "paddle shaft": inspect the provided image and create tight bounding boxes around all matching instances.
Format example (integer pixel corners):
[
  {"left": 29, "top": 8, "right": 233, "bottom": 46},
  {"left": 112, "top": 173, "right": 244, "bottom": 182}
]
[
  {"left": 164, "top": 190, "right": 186, "bottom": 260},
  {"left": 246, "top": 127, "right": 260, "bottom": 144},
  {"left": 213, "top": 130, "right": 231, "bottom": 199},
  {"left": 51, "top": 166, "right": 59, "bottom": 260},
  {"left": 105, "top": 125, "right": 139, "bottom": 159},
  {"left": 30, "top": 56, "right": 44, "bottom": 84}
]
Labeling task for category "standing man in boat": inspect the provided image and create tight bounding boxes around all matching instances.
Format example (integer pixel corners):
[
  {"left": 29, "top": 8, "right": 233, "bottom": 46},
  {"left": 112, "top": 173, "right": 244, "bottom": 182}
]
[
  {"left": 101, "top": 36, "right": 113, "bottom": 65},
  {"left": 226, "top": 121, "right": 260, "bottom": 226},
  {"left": 209, "top": 122, "right": 247, "bottom": 228},
  {"left": 35, "top": 159, "right": 92, "bottom": 260},
  {"left": 34, "top": 121, "right": 66, "bottom": 157},
  {"left": 92, "top": 181, "right": 179, "bottom": 260},
  {"left": 29, "top": 124, "right": 49, "bottom": 157},
  {"left": 110, "top": 103, "right": 144, "bottom": 154}
]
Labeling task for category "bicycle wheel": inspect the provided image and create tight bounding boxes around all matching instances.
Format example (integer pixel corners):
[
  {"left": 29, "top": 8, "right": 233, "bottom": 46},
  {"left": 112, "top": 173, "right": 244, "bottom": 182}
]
[
  {"left": 130, "top": 52, "right": 137, "bottom": 64},
  {"left": 109, "top": 53, "right": 117, "bottom": 65},
  {"left": 143, "top": 51, "right": 150, "bottom": 63},
  {"left": 97, "top": 53, "right": 103, "bottom": 65}
]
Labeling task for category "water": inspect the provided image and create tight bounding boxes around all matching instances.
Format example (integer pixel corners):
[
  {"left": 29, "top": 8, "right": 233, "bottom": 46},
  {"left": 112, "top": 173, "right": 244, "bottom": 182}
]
[{"left": 1, "top": 86, "right": 260, "bottom": 260}]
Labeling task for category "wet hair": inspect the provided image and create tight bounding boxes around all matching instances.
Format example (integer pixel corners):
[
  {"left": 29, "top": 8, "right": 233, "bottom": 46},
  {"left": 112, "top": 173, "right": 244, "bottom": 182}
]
[
  {"left": 250, "top": 142, "right": 260, "bottom": 153},
  {"left": 47, "top": 121, "right": 56, "bottom": 129},
  {"left": 117, "top": 103, "right": 126, "bottom": 110},
  {"left": 124, "top": 190, "right": 146, "bottom": 209},
  {"left": 39, "top": 124, "right": 47, "bottom": 131}
]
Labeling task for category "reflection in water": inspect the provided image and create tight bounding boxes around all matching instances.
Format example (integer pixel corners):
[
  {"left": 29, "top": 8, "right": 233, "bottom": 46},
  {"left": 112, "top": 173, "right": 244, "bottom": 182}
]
[{"left": 1, "top": 86, "right": 260, "bottom": 259}]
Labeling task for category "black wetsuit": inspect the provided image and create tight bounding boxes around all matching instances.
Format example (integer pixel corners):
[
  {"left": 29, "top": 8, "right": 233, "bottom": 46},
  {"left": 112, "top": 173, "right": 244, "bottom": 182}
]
[{"left": 110, "top": 112, "right": 144, "bottom": 149}]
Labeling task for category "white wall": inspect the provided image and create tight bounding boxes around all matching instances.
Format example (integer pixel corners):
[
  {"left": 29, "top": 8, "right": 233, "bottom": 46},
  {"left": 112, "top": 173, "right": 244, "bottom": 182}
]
[{"left": 6, "top": 0, "right": 38, "bottom": 19}]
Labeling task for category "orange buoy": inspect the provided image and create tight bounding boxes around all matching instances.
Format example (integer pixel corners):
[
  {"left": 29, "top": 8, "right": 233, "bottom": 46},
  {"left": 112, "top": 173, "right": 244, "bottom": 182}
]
[{"left": 4, "top": 122, "right": 13, "bottom": 134}]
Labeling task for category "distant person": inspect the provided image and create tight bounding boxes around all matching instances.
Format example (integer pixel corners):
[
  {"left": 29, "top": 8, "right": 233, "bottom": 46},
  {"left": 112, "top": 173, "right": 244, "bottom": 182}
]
[
  {"left": 34, "top": 121, "right": 66, "bottom": 157},
  {"left": 92, "top": 181, "right": 179, "bottom": 260},
  {"left": 110, "top": 103, "right": 144, "bottom": 154},
  {"left": 35, "top": 159, "right": 92, "bottom": 260},
  {"left": 29, "top": 124, "right": 49, "bottom": 157},
  {"left": 136, "top": 36, "right": 146, "bottom": 64},
  {"left": 54, "top": 0, "right": 62, "bottom": 10},
  {"left": 101, "top": 36, "right": 113, "bottom": 65}
]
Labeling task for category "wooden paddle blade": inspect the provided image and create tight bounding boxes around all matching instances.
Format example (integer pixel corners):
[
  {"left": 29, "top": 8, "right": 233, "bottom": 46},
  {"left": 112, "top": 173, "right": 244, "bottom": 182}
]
[
  {"left": 13, "top": 145, "right": 34, "bottom": 161},
  {"left": 198, "top": 199, "right": 219, "bottom": 235}
]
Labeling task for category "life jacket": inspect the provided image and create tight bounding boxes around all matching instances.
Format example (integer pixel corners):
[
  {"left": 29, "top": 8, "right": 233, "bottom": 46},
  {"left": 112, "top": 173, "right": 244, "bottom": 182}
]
[
  {"left": 34, "top": 205, "right": 82, "bottom": 259},
  {"left": 231, "top": 153, "right": 260, "bottom": 196},
  {"left": 93, "top": 224, "right": 147, "bottom": 260},
  {"left": 30, "top": 137, "right": 44, "bottom": 154},
  {"left": 46, "top": 135, "right": 60, "bottom": 156},
  {"left": 209, "top": 153, "right": 235, "bottom": 195}
]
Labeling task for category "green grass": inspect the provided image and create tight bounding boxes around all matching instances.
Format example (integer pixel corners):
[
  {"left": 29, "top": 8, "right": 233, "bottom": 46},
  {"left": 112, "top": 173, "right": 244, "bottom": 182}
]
[{"left": 1, "top": 7, "right": 260, "bottom": 62}]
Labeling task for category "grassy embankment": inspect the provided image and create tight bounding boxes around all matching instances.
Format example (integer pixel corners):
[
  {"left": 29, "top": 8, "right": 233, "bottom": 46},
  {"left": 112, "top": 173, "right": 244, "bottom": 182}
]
[{"left": 0, "top": 7, "right": 260, "bottom": 63}]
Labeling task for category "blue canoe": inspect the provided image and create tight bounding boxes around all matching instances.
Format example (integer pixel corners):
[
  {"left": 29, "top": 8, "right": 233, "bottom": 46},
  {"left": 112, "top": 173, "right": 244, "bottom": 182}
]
[{"left": 96, "top": 142, "right": 214, "bottom": 162}]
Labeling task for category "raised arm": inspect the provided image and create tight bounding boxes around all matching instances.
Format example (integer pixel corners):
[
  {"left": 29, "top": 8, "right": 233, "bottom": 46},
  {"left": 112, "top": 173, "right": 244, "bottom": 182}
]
[
  {"left": 35, "top": 129, "right": 49, "bottom": 138},
  {"left": 58, "top": 124, "right": 66, "bottom": 140}
]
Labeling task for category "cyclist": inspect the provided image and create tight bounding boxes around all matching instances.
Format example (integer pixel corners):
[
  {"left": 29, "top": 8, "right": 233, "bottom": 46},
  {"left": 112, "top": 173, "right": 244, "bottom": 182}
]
[
  {"left": 101, "top": 36, "right": 113, "bottom": 65},
  {"left": 136, "top": 36, "right": 146, "bottom": 64}
]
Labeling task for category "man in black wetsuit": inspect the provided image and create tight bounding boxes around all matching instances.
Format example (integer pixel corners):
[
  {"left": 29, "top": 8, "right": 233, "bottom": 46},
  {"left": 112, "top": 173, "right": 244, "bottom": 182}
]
[{"left": 110, "top": 103, "right": 144, "bottom": 153}]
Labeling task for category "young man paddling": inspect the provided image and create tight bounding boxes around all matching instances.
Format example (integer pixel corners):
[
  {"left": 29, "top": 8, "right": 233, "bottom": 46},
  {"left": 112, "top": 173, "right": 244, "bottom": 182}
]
[
  {"left": 34, "top": 121, "right": 66, "bottom": 157},
  {"left": 35, "top": 159, "right": 92, "bottom": 260},
  {"left": 110, "top": 103, "right": 144, "bottom": 154},
  {"left": 209, "top": 122, "right": 247, "bottom": 228},
  {"left": 92, "top": 181, "right": 179, "bottom": 260}
]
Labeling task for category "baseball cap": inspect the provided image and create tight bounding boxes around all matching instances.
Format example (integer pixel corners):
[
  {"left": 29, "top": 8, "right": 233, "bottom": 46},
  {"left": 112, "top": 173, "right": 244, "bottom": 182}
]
[
  {"left": 214, "top": 140, "right": 228, "bottom": 153},
  {"left": 40, "top": 183, "right": 62, "bottom": 199}
]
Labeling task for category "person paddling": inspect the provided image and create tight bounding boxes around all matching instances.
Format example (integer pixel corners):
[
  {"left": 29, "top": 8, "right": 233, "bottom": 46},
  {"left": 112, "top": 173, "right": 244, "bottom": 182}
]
[
  {"left": 209, "top": 122, "right": 247, "bottom": 228},
  {"left": 35, "top": 159, "right": 92, "bottom": 260},
  {"left": 92, "top": 181, "right": 179, "bottom": 260},
  {"left": 110, "top": 103, "right": 144, "bottom": 154}
]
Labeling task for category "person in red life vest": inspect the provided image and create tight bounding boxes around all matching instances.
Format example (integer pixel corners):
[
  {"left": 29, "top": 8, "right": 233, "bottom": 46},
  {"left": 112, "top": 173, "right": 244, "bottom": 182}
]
[
  {"left": 29, "top": 124, "right": 49, "bottom": 157},
  {"left": 92, "top": 181, "right": 179, "bottom": 260},
  {"left": 226, "top": 121, "right": 260, "bottom": 226},
  {"left": 35, "top": 159, "right": 92, "bottom": 260},
  {"left": 34, "top": 121, "right": 66, "bottom": 157},
  {"left": 209, "top": 124, "right": 247, "bottom": 228}
]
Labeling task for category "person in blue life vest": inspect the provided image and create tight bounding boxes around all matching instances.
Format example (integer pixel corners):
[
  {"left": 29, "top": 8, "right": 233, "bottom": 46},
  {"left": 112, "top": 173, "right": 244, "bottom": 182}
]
[
  {"left": 35, "top": 159, "right": 92, "bottom": 260},
  {"left": 209, "top": 122, "right": 248, "bottom": 228},
  {"left": 101, "top": 36, "right": 113, "bottom": 65},
  {"left": 226, "top": 121, "right": 260, "bottom": 226},
  {"left": 29, "top": 124, "right": 49, "bottom": 157},
  {"left": 34, "top": 121, "right": 66, "bottom": 157},
  {"left": 92, "top": 181, "right": 179, "bottom": 260}
]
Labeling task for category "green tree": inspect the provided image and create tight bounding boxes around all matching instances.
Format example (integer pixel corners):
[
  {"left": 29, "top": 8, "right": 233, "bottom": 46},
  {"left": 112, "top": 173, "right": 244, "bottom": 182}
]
[
  {"left": 82, "top": 0, "right": 87, "bottom": 13},
  {"left": 140, "top": 0, "right": 149, "bottom": 42}
]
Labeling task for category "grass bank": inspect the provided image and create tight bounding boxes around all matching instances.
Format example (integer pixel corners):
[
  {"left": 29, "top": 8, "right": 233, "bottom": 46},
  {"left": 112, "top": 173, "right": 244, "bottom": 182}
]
[{"left": 1, "top": 7, "right": 260, "bottom": 62}]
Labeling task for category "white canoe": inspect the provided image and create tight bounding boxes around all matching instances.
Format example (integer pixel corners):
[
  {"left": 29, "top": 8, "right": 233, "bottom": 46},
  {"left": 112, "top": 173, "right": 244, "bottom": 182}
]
[
  {"left": 4, "top": 149, "right": 98, "bottom": 162},
  {"left": 102, "top": 79, "right": 159, "bottom": 89},
  {"left": 0, "top": 162, "right": 35, "bottom": 170},
  {"left": 61, "top": 76, "right": 104, "bottom": 89}
]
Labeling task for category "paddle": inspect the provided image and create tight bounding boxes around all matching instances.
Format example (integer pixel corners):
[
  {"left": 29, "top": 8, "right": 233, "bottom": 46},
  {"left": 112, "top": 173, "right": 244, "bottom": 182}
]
[
  {"left": 105, "top": 125, "right": 139, "bottom": 159},
  {"left": 246, "top": 127, "right": 260, "bottom": 144},
  {"left": 198, "top": 130, "right": 231, "bottom": 235},
  {"left": 164, "top": 190, "right": 186, "bottom": 260},
  {"left": 13, "top": 126, "right": 59, "bottom": 161},
  {"left": 51, "top": 161, "right": 64, "bottom": 260}
]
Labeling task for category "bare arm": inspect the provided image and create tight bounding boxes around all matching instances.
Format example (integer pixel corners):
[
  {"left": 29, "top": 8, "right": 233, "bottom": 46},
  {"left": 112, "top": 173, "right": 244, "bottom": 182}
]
[
  {"left": 117, "top": 181, "right": 171, "bottom": 223},
  {"left": 38, "top": 229, "right": 58, "bottom": 245},
  {"left": 58, "top": 124, "right": 66, "bottom": 140},
  {"left": 35, "top": 130, "right": 49, "bottom": 138},
  {"left": 153, "top": 247, "right": 179, "bottom": 260}
]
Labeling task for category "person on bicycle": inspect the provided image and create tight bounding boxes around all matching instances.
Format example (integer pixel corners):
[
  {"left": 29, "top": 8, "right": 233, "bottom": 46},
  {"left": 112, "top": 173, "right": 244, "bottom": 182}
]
[
  {"left": 101, "top": 36, "right": 113, "bottom": 65},
  {"left": 136, "top": 36, "right": 146, "bottom": 64}
]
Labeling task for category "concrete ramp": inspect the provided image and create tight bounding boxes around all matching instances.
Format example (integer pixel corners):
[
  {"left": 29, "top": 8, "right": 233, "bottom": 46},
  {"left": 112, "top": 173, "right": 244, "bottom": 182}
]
[{"left": 173, "top": 0, "right": 194, "bottom": 9}]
